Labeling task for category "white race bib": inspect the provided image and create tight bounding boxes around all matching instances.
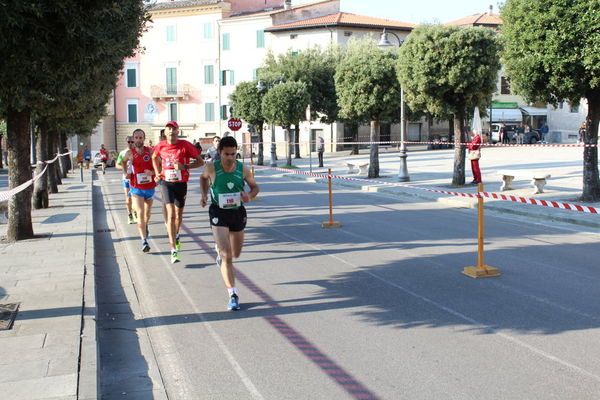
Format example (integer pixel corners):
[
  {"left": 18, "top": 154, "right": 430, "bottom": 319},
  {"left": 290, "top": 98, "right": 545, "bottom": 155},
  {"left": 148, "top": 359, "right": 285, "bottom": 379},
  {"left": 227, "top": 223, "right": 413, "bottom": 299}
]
[
  {"left": 136, "top": 172, "right": 151, "bottom": 184},
  {"left": 164, "top": 169, "right": 182, "bottom": 182},
  {"left": 218, "top": 192, "right": 241, "bottom": 209}
]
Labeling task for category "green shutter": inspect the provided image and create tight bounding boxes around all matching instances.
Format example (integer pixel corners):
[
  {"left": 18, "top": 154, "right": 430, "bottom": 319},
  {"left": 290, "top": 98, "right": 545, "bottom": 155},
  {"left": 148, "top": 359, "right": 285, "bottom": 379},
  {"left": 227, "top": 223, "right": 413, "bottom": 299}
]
[
  {"left": 220, "top": 70, "right": 226, "bottom": 86},
  {"left": 203, "top": 22, "right": 212, "bottom": 39},
  {"left": 222, "top": 33, "right": 230, "bottom": 50},
  {"left": 229, "top": 70, "right": 235, "bottom": 85},
  {"left": 166, "top": 68, "right": 177, "bottom": 94},
  {"left": 221, "top": 105, "right": 227, "bottom": 120},
  {"left": 128, "top": 104, "right": 137, "bottom": 123},
  {"left": 256, "top": 30, "right": 265, "bottom": 48},
  {"left": 252, "top": 69, "right": 258, "bottom": 80},
  {"left": 205, "top": 103, "right": 214, "bottom": 121},
  {"left": 126, "top": 68, "right": 136, "bottom": 87},
  {"left": 204, "top": 65, "right": 214, "bottom": 84}
]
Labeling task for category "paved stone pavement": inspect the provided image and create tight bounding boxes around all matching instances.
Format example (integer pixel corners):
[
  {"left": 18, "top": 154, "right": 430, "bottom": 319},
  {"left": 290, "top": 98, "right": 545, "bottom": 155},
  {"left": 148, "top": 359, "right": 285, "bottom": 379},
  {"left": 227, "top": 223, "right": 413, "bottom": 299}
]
[
  {"left": 0, "top": 168, "right": 96, "bottom": 400},
  {"left": 0, "top": 143, "right": 598, "bottom": 399}
]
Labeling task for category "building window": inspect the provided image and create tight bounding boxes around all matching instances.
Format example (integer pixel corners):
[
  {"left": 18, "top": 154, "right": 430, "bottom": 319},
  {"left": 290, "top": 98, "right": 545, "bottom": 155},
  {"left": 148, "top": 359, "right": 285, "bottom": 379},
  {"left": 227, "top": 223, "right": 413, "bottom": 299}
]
[
  {"left": 252, "top": 68, "right": 259, "bottom": 81},
  {"left": 205, "top": 103, "right": 215, "bottom": 121},
  {"left": 203, "top": 22, "right": 212, "bottom": 39},
  {"left": 221, "top": 105, "right": 228, "bottom": 120},
  {"left": 204, "top": 65, "right": 214, "bottom": 84},
  {"left": 256, "top": 30, "right": 265, "bottom": 48},
  {"left": 167, "top": 102, "right": 178, "bottom": 121},
  {"left": 220, "top": 70, "right": 235, "bottom": 86},
  {"left": 166, "top": 25, "right": 176, "bottom": 42},
  {"left": 222, "top": 33, "right": 230, "bottom": 51},
  {"left": 291, "top": 51, "right": 298, "bottom": 56},
  {"left": 290, "top": 34, "right": 297, "bottom": 39},
  {"left": 344, "top": 31, "right": 353, "bottom": 37},
  {"left": 166, "top": 67, "right": 177, "bottom": 94},
  {"left": 127, "top": 100, "right": 138, "bottom": 123},
  {"left": 126, "top": 67, "right": 137, "bottom": 88},
  {"left": 500, "top": 77, "right": 511, "bottom": 95}
]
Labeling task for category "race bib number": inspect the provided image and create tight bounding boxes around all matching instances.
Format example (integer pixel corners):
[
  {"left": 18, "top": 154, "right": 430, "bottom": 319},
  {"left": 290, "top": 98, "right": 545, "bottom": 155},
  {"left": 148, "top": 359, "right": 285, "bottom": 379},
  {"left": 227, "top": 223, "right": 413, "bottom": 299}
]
[
  {"left": 218, "top": 192, "right": 241, "bottom": 209},
  {"left": 164, "top": 169, "right": 182, "bottom": 182},
  {"left": 136, "top": 172, "right": 151, "bottom": 184}
]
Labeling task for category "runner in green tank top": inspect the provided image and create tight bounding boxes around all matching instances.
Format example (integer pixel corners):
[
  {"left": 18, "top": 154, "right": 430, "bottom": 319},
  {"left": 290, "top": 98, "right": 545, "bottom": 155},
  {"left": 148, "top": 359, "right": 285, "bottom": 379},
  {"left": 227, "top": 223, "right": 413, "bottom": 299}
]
[{"left": 200, "top": 136, "right": 260, "bottom": 311}]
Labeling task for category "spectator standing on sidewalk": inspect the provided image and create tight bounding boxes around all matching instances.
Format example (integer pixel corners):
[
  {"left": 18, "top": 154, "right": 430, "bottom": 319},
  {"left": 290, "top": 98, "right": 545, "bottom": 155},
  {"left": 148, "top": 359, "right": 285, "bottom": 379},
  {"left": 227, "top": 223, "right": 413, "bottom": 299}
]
[
  {"left": 578, "top": 121, "right": 587, "bottom": 143},
  {"left": 467, "top": 129, "right": 482, "bottom": 184},
  {"left": 540, "top": 122, "right": 549, "bottom": 143},
  {"left": 206, "top": 136, "right": 221, "bottom": 161},
  {"left": 317, "top": 136, "right": 325, "bottom": 167}
]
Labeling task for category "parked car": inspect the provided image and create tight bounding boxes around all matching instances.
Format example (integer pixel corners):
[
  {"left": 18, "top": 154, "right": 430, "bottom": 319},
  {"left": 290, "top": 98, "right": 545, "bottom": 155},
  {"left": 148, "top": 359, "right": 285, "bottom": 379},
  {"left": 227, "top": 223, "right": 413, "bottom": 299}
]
[
  {"left": 93, "top": 150, "right": 118, "bottom": 168},
  {"left": 524, "top": 129, "right": 542, "bottom": 144},
  {"left": 491, "top": 123, "right": 519, "bottom": 144}
]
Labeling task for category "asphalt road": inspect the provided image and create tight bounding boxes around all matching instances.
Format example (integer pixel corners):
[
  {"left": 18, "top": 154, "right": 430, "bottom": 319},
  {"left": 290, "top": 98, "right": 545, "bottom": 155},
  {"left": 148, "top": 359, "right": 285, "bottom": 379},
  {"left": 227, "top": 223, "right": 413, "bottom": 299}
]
[{"left": 94, "top": 167, "right": 600, "bottom": 400}]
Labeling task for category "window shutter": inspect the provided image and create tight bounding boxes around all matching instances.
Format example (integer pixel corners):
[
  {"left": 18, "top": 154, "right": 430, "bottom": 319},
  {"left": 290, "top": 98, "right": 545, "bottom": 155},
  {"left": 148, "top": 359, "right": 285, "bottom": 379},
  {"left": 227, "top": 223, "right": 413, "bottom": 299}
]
[
  {"left": 222, "top": 33, "right": 230, "bottom": 50},
  {"left": 256, "top": 30, "right": 265, "bottom": 48},
  {"left": 126, "top": 69, "right": 136, "bottom": 88}
]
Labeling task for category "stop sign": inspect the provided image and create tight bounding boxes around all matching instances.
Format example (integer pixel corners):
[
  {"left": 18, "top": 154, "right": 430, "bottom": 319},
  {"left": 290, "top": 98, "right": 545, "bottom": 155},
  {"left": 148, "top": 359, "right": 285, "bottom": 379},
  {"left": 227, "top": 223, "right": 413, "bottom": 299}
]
[{"left": 227, "top": 118, "right": 242, "bottom": 131}]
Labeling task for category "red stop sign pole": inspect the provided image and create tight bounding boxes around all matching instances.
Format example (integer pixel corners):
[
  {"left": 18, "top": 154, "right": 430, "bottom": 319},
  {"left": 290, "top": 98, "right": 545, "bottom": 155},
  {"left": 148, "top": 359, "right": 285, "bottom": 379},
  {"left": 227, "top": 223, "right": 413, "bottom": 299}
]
[{"left": 228, "top": 118, "right": 242, "bottom": 131}]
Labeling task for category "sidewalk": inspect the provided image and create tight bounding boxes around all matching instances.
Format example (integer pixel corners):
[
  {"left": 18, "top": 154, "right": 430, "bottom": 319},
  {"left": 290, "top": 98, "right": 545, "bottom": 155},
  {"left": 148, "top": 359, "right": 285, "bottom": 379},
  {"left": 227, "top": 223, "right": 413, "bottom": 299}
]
[
  {"left": 256, "top": 144, "right": 600, "bottom": 230},
  {"left": 0, "top": 168, "right": 97, "bottom": 400}
]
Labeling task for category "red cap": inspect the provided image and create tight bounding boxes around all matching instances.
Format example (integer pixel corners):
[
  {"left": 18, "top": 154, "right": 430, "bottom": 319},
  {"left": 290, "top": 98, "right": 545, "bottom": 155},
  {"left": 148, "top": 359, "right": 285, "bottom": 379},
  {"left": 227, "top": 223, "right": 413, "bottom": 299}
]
[{"left": 166, "top": 121, "right": 179, "bottom": 129}]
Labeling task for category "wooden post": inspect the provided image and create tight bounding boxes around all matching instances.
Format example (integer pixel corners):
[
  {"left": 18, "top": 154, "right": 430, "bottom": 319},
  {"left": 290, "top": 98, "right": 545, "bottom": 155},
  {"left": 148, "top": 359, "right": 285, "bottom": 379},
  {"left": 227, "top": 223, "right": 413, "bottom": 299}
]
[
  {"left": 322, "top": 168, "right": 341, "bottom": 228},
  {"left": 461, "top": 183, "right": 500, "bottom": 278}
]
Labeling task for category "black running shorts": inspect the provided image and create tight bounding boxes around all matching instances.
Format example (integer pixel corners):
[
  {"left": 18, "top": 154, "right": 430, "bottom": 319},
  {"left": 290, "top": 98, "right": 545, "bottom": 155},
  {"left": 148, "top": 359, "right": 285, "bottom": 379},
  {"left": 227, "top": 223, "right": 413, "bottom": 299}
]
[
  {"left": 160, "top": 181, "right": 187, "bottom": 208},
  {"left": 209, "top": 204, "right": 247, "bottom": 232}
]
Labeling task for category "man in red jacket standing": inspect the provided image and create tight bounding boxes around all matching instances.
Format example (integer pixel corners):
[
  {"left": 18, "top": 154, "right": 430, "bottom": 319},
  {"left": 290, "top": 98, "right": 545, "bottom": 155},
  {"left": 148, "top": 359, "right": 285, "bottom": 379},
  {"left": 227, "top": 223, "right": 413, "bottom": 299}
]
[{"left": 468, "top": 130, "right": 482, "bottom": 184}]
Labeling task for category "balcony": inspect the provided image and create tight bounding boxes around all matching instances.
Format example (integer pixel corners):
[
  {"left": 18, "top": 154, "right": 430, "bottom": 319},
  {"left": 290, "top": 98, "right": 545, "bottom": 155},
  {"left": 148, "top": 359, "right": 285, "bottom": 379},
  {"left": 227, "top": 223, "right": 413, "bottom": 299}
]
[{"left": 151, "top": 84, "right": 191, "bottom": 101}]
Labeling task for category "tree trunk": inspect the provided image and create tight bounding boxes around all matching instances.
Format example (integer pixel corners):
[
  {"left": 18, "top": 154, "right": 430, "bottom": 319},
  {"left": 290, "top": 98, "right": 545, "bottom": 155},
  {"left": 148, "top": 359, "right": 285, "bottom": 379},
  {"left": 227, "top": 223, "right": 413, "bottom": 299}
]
[
  {"left": 368, "top": 118, "right": 380, "bottom": 178},
  {"left": 0, "top": 134, "right": 4, "bottom": 169},
  {"left": 582, "top": 91, "right": 600, "bottom": 201},
  {"left": 33, "top": 126, "right": 49, "bottom": 209},
  {"left": 285, "top": 126, "right": 292, "bottom": 167},
  {"left": 451, "top": 112, "right": 466, "bottom": 186},
  {"left": 43, "top": 129, "right": 58, "bottom": 193},
  {"left": 349, "top": 123, "right": 359, "bottom": 155},
  {"left": 294, "top": 123, "right": 301, "bottom": 159},
  {"left": 59, "top": 132, "right": 71, "bottom": 176},
  {"left": 6, "top": 108, "right": 34, "bottom": 241},
  {"left": 49, "top": 132, "right": 62, "bottom": 187},
  {"left": 257, "top": 125, "right": 264, "bottom": 166}
]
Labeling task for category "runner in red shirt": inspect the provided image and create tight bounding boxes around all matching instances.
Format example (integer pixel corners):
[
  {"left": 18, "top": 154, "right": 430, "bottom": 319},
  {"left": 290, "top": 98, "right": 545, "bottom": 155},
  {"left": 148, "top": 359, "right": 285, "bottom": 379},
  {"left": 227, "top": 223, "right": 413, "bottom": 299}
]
[
  {"left": 152, "top": 121, "right": 204, "bottom": 263},
  {"left": 120, "top": 129, "right": 157, "bottom": 253},
  {"left": 98, "top": 144, "right": 109, "bottom": 175}
]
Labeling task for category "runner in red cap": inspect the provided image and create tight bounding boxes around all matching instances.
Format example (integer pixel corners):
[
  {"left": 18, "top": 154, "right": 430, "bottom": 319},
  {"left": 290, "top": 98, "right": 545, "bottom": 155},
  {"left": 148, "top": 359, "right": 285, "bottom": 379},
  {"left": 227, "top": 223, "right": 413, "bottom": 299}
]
[{"left": 152, "top": 121, "right": 204, "bottom": 263}]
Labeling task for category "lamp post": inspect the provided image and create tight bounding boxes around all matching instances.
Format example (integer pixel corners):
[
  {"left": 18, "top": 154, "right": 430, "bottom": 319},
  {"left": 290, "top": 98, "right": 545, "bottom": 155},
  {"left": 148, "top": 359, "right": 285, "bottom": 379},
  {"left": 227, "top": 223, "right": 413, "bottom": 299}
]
[
  {"left": 257, "top": 80, "right": 278, "bottom": 167},
  {"left": 378, "top": 29, "right": 410, "bottom": 182}
]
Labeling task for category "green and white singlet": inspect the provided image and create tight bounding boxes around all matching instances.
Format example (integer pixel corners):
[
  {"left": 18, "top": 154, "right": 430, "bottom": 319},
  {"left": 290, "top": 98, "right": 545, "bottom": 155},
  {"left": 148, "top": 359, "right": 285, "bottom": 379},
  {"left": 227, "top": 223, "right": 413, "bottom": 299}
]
[{"left": 210, "top": 160, "right": 244, "bottom": 209}]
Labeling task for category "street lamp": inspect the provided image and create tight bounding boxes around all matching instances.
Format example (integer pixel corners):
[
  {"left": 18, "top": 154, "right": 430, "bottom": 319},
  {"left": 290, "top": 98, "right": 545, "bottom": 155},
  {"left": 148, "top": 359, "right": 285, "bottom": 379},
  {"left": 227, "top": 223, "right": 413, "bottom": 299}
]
[
  {"left": 257, "top": 80, "right": 278, "bottom": 167},
  {"left": 378, "top": 29, "right": 410, "bottom": 182}
]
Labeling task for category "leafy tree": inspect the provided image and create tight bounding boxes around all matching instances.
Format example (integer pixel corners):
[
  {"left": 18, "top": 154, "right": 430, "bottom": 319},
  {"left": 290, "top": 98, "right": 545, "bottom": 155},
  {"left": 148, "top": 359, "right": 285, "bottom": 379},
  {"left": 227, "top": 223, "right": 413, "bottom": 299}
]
[
  {"left": 335, "top": 39, "right": 402, "bottom": 178},
  {"left": 0, "top": 1, "right": 148, "bottom": 240},
  {"left": 261, "top": 81, "right": 310, "bottom": 167},
  {"left": 260, "top": 47, "right": 339, "bottom": 158},
  {"left": 502, "top": 0, "right": 600, "bottom": 201},
  {"left": 229, "top": 81, "right": 266, "bottom": 165},
  {"left": 397, "top": 25, "right": 500, "bottom": 185}
]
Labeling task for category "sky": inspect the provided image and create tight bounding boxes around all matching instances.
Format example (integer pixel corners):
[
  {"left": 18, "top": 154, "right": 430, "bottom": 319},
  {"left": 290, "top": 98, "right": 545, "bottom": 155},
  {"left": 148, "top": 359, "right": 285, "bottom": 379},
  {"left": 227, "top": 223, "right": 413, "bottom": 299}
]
[{"left": 294, "top": 0, "right": 502, "bottom": 24}]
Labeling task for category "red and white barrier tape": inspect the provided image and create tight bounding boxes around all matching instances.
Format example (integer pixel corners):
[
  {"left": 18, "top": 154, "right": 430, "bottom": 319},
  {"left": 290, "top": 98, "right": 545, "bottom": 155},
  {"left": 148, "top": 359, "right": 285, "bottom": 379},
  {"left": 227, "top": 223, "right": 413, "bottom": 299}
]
[
  {"left": 255, "top": 165, "right": 599, "bottom": 214},
  {"left": 239, "top": 139, "right": 597, "bottom": 148},
  {"left": 0, "top": 151, "right": 71, "bottom": 203}
]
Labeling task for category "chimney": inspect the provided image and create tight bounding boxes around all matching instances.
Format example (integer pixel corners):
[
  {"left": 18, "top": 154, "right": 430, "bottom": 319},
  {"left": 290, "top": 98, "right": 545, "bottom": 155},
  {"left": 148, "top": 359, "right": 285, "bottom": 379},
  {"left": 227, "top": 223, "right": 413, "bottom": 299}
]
[
  {"left": 488, "top": 5, "right": 493, "bottom": 15},
  {"left": 284, "top": 0, "right": 292, "bottom": 10}
]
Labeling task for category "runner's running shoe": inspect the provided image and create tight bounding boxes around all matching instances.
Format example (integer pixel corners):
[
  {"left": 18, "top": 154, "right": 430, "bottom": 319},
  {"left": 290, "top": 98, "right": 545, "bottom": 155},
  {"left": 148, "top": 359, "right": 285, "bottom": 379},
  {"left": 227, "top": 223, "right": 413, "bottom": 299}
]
[
  {"left": 227, "top": 294, "right": 240, "bottom": 311},
  {"left": 128, "top": 214, "right": 134, "bottom": 224},
  {"left": 171, "top": 251, "right": 180, "bottom": 264},
  {"left": 133, "top": 211, "right": 138, "bottom": 224},
  {"left": 142, "top": 240, "right": 150, "bottom": 253},
  {"left": 176, "top": 235, "right": 181, "bottom": 251},
  {"left": 215, "top": 243, "right": 221, "bottom": 267}
]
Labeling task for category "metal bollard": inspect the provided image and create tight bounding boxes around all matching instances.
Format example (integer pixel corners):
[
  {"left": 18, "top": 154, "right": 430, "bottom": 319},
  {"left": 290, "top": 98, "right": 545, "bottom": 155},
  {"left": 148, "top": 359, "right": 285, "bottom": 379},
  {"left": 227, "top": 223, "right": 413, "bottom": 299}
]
[{"left": 80, "top": 164, "right": 83, "bottom": 182}]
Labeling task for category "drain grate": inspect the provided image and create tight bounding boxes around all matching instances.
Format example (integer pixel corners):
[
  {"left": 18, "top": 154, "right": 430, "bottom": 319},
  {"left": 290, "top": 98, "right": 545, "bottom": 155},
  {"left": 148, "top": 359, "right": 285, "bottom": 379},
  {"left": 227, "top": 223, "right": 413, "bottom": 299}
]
[
  {"left": 96, "top": 229, "right": 114, "bottom": 233},
  {"left": 0, "top": 303, "right": 20, "bottom": 331}
]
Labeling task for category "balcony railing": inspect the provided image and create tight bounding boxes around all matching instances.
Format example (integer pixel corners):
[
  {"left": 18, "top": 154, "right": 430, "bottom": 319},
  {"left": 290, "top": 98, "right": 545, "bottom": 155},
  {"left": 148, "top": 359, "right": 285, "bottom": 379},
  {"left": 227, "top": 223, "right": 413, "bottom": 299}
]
[{"left": 151, "top": 84, "right": 191, "bottom": 100}]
